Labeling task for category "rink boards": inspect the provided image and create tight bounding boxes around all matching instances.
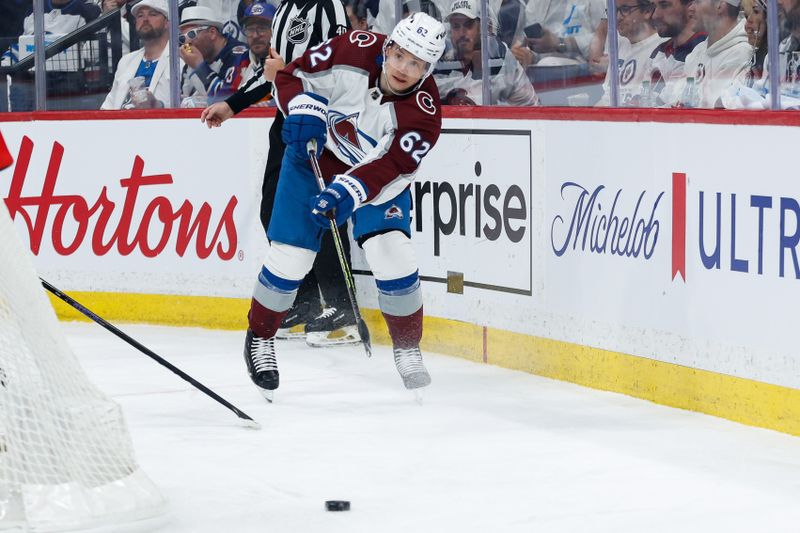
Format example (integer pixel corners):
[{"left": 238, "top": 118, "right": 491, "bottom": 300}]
[{"left": 1, "top": 108, "right": 800, "bottom": 435}]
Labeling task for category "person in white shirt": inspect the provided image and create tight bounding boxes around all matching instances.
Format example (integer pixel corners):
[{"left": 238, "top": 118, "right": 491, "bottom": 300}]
[
  {"left": 434, "top": 0, "right": 539, "bottom": 105},
  {"left": 523, "top": 0, "right": 606, "bottom": 65},
  {"left": 101, "top": 0, "right": 172, "bottom": 109},
  {"left": 598, "top": 0, "right": 668, "bottom": 105},
  {"left": 676, "top": 0, "right": 751, "bottom": 107}
]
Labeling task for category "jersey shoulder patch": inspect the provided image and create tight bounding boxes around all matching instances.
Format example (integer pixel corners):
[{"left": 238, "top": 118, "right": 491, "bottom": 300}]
[{"left": 232, "top": 45, "right": 248, "bottom": 55}]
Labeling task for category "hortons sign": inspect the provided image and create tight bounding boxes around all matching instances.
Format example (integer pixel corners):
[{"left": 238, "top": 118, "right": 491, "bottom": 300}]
[{"left": 5, "top": 136, "right": 238, "bottom": 260}]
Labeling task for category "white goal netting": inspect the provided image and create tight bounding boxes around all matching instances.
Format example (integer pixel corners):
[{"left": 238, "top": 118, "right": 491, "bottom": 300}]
[{"left": 0, "top": 203, "right": 165, "bottom": 532}]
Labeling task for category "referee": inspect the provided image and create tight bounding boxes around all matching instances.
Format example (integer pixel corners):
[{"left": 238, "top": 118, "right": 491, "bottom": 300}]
[{"left": 201, "top": 0, "right": 353, "bottom": 342}]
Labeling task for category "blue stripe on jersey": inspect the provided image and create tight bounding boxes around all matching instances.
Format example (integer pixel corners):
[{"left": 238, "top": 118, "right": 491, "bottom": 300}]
[
  {"left": 375, "top": 271, "right": 420, "bottom": 295},
  {"left": 258, "top": 266, "right": 302, "bottom": 293}
]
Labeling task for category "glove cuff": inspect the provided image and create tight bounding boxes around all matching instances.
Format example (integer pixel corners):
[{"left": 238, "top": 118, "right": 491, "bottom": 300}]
[
  {"left": 332, "top": 174, "right": 368, "bottom": 209},
  {"left": 287, "top": 93, "right": 328, "bottom": 121}
]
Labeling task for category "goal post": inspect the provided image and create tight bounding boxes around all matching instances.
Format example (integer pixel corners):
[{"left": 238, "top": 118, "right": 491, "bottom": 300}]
[{"left": 0, "top": 201, "right": 165, "bottom": 531}]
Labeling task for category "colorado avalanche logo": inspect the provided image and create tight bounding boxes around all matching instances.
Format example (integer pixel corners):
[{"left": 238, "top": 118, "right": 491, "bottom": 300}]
[
  {"left": 349, "top": 31, "right": 377, "bottom": 47},
  {"left": 416, "top": 91, "right": 436, "bottom": 115},
  {"left": 328, "top": 110, "right": 378, "bottom": 165},
  {"left": 384, "top": 204, "right": 404, "bottom": 220}
]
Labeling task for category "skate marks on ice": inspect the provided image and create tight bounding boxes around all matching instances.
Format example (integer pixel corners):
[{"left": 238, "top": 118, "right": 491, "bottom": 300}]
[{"left": 63, "top": 322, "right": 800, "bottom": 533}]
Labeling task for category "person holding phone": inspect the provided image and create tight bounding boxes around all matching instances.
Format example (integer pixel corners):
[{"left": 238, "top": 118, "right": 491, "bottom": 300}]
[{"left": 434, "top": 0, "right": 539, "bottom": 105}]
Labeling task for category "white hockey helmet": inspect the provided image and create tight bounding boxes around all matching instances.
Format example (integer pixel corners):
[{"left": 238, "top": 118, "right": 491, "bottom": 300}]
[{"left": 386, "top": 12, "right": 447, "bottom": 82}]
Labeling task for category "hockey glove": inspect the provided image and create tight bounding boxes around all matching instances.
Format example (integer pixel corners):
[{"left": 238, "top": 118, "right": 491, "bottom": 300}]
[
  {"left": 310, "top": 174, "right": 368, "bottom": 229},
  {"left": 282, "top": 92, "right": 328, "bottom": 160}
]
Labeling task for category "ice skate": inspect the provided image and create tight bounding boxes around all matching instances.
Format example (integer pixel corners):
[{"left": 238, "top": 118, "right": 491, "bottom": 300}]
[
  {"left": 393, "top": 346, "right": 431, "bottom": 390},
  {"left": 276, "top": 300, "right": 320, "bottom": 340},
  {"left": 305, "top": 307, "right": 361, "bottom": 347},
  {"left": 243, "top": 329, "right": 279, "bottom": 400}
]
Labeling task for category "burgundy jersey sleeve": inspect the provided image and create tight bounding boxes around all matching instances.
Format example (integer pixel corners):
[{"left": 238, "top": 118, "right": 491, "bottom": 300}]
[
  {"left": 349, "top": 79, "right": 442, "bottom": 204},
  {"left": 274, "top": 32, "right": 384, "bottom": 114},
  {"left": 274, "top": 31, "right": 443, "bottom": 205}
]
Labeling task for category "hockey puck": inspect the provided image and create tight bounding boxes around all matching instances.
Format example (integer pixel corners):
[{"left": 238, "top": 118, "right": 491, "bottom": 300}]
[{"left": 325, "top": 500, "right": 350, "bottom": 512}]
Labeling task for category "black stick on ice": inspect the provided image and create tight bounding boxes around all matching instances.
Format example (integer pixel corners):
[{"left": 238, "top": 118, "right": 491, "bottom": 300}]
[
  {"left": 307, "top": 139, "right": 373, "bottom": 357},
  {"left": 40, "top": 278, "right": 260, "bottom": 428}
]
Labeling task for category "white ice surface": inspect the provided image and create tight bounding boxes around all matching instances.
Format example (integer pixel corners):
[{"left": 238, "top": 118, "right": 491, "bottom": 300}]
[{"left": 63, "top": 322, "right": 800, "bottom": 533}]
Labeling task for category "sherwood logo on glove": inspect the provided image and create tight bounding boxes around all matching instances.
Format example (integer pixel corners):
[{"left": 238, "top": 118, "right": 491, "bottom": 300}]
[{"left": 4, "top": 136, "right": 238, "bottom": 260}]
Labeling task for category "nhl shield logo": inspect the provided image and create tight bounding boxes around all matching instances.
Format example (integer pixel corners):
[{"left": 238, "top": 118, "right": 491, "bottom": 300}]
[{"left": 287, "top": 17, "right": 310, "bottom": 44}]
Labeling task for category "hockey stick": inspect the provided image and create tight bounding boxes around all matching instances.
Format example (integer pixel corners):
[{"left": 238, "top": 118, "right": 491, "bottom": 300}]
[
  {"left": 40, "top": 278, "right": 261, "bottom": 429},
  {"left": 307, "top": 139, "right": 373, "bottom": 357}
]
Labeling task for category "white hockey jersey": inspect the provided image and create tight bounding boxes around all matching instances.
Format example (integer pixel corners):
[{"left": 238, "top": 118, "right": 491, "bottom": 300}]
[
  {"left": 275, "top": 31, "right": 442, "bottom": 206},
  {"left": 597, "top": 32, "right": 667, "bottom": 106},
  {"left": 644, "top": 32, "right": 706, "bottom": 106},
  {"left": 433, "top": 37, "right": 538, "bottom": 106},
  {"left": 675, "top": 19, "right": 751, "bottom": 108}
]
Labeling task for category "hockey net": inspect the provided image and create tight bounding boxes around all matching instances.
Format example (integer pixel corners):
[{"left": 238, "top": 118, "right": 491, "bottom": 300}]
[{"left": 0, "top": 203, "right": 165, "bottom": 532}]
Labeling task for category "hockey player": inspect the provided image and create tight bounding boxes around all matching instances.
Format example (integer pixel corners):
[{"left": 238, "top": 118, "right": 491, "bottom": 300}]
[{"left": 241, "top": 12, "right": 447, "bottom": 398}]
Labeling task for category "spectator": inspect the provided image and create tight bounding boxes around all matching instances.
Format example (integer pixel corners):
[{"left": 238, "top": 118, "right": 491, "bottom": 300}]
[
  {"left": 587, "top": 18, "right": 609, "bottom": 75},
  {"left": 722, "top": 0, "right": 800, "bottom": 108},
  {"left": 676, "top": 0, "right": 750, "bottom": 108},
  {"left": 100, "top": 0, "right": 134, "bottom": 54},
  {"left": 523, "top": 0, "right": 606, "bottom": 66},
  {"left": 9, "top": 0, "right": 101, "bottom": 111},
  {"left": 345, "top": 0, "right": 370, "bottom": 30},
  {"left": 778, "top": 0, "right": 800, "bottom": 88},
  {"left": 743, "top": 0, "right": 767, "bottom": 83},
  {"left": 179, "top": 6, "right": 248, "bottom": 106},
  {"left": 101, "top": 0, "right": 171, "bottom": 109},
  {"left": 373, "top": 0, "right": 451, "bottom": 34},
  {"left": 230, "top": 1, "right": 276, "bottom": 105},
  {"left": 434, "top": 0, "right": 539, "bottom": 105},
  {"left": 21, "top": 0, "right": 101, "bottom": 36},
  {"left": 197, "top": 0, "right": 248, "bottom": 42},
  {"left": 597, "top": 0, "right": 667, "bottom": 105},
  {"left": 646, "top": 0, "right": 707, "bottom": 106}
]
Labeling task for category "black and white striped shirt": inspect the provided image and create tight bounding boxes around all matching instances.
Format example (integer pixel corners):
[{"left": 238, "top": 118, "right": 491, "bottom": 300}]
[
  {"left": 272, "top": 0, "right": 349, "bottom": 63},
  {"left": 226, "top": 0, "right": 349, "bottom": 113}
]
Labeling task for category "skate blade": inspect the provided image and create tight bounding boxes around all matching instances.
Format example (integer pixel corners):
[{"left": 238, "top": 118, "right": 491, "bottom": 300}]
[
  {"left": 413, "top": 389, "right": 424, "bottom": 406},
  {"left": 275, "top": 326, "right": 307, "bottom": 340},
  {"left": 259, "top": 389, "right": 275, "bottom": 403},
  {"left": 305, "top": 327, "right": 361, "bottom": 347}
]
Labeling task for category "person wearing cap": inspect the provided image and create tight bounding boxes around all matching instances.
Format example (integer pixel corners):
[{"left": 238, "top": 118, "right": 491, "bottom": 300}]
[
  {"left": 229, "top": 1, "right": 277, "bottom": 105},
  {"left": 434, "top": 0, "right": 539, "bottom": 105},
  {"left": 675, "top": 0, "right": 750, "bottom": 107},
  {"left": 101, "top": 0, "right": 172, "bottom": 109},
  {"left": 179, "top": 5, "right": 249, "bottom": 105}
]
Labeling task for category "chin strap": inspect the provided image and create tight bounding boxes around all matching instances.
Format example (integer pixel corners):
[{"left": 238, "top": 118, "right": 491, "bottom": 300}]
[{"left": 380, "top": 66, "right": 420, "bottom": 97}]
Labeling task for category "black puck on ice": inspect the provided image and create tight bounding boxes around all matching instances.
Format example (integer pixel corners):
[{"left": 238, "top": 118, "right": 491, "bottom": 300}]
[{"left": 325, "top": 500, "right": 350, "bottom": 512}]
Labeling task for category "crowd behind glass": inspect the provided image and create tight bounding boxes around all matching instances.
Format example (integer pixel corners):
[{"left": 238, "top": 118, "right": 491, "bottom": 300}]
[{"left": 0, "top": 0, "right": 796, "bottom": 111}]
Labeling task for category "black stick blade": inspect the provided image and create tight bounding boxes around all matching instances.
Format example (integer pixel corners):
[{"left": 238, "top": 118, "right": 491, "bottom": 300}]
[{"left": 357, "top": 318, "right": 372, "bottom": 357}]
